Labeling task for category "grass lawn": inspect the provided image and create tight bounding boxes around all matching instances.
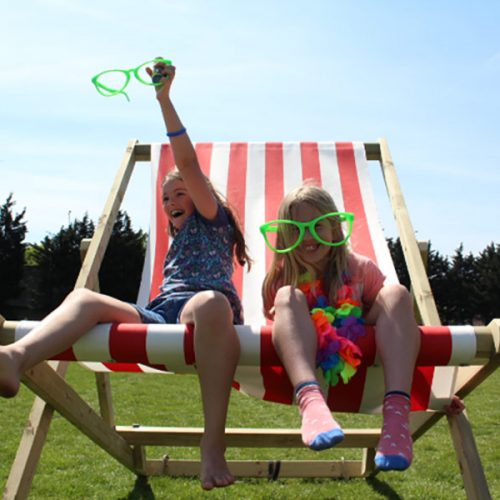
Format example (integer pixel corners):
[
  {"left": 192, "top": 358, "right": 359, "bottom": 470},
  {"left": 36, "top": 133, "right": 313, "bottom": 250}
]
[{"left": 1, "top": 365, "right": 498, "bottom": 499}]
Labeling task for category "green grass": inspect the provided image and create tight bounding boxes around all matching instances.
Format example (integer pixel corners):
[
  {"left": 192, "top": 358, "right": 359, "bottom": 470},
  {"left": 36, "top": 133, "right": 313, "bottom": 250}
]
[{"left": 1, "top": 366, "right": 498, "bottom": 499}]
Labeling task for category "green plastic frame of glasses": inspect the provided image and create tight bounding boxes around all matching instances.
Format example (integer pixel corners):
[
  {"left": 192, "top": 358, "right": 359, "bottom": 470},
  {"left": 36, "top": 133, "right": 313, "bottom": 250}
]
[
  {"left": 259, "top": 212, "right": 354, "bottom": 254},
  {"left": 91, "top": 57, "right": 172, "bottom": 101}
]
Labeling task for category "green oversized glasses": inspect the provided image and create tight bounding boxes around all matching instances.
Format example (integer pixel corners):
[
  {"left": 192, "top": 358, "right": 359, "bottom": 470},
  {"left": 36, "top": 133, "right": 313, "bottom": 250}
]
[
  {"left": 91, "top": 57, "right": 172, "bottom": 101},
  {"left": 260, "top": 212, "right": 354, "bottom": 254}
]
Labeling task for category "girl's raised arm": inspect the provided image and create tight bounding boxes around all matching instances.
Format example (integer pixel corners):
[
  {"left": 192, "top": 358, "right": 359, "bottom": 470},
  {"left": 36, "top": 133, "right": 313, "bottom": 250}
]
[{"left": 147, "top": 61, "right": 218, "bottom": 220}]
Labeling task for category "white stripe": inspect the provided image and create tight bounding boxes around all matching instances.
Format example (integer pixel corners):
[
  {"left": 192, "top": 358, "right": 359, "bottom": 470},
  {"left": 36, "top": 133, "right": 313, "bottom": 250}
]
[
  {"left": 237, "top": 325, "right": 262, "bottom": 365},
  {"left": 354, "top": 142, "right": 398, "bottom": 283},
  {"left": 72, "top": 324, "right": 112, "bottom": 362},
  {"left": 282, "top": 142, "right": 303, "bottom": 194},
  {"left": 234, "top": 366, "right": 266, "bottom": 400},
  {"left": 209, "top": 143, "right": 231, "bottom": 196},
  {"left": 79, "top": 362, "right": 112, "bottom": 372},
  {"left": 449, "top": 325, "right": 477, "bottom": 365},
  {"left": 15, "top": 320, "right": 38, "bottom": 341},
  {"left": 146, "top": 324, "right": 196, "bottom": 373},
  {"left": 137, "top": 364, "right": 169, "bottom": 374},
  {"left": 243, "top": 143, "right": 267, "bottom": 326},
  {"left": 137, "top": 143, "right": 161, "bottom": 306}
]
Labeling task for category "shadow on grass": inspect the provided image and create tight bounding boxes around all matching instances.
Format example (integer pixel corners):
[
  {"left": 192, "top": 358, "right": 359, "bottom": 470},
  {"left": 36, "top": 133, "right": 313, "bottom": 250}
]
[
  {"left": 120, "top": 475, "right": 156, "bottom": 500},
  {"left": 366, "top": 475, "right": 403, "bottom": 500}
]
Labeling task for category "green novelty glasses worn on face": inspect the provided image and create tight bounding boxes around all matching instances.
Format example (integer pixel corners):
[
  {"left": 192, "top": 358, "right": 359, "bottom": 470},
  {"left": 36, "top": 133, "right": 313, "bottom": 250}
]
[
  {"left": 91, "top": 57, "right": 172, "bottom": 101},
  {"left": 260, "top": 212, "right": 354, "bottom": 254}
]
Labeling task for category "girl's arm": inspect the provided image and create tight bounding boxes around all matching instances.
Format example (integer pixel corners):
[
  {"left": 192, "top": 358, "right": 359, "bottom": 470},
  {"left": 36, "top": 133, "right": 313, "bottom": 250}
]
[{"left": 147, "top": 62, "right": 219, "bottom": 220}]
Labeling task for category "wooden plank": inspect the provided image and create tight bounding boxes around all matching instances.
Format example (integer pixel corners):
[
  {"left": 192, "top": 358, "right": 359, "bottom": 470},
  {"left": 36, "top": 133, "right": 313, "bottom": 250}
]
[
  {"left": 145, "top": 459, "right": 366, "bottom": 478},
  {"left": 134, "top": 143, "right": 152, "bottom": 162},
  {"left": 75, "top": 139, "right": 138, "bottom": 291},
  {"left": 3, "top": 361, "right": 68, "bottom": 500},
  {"left": 448, "top": 411, "right": 492, "bottom": 500},
  {"left": 21, "top": 362, "right": 136, "bottom": 472},
  {"left": 116, "top": 426, "right": 380, "bottom": 448},
  {"left": 378, "top": 138, "right": 441, "bottom": 326}
]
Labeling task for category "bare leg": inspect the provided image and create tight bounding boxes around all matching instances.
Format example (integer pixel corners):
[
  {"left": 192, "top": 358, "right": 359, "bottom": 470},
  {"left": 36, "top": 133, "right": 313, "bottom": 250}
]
[
  {"left": 272, "top": 286, "right": 317, "bottom": 386},
  {"left": 0, "top": 288, "right": 141, "bottom": 398},
  {"left": 364, "top": 284, "right": 420, "bottom": 394},
  {"left": 365, "top": 284, "right": 420, "bottom": 470},
  {"left": 180, "top": 291, "right": 239, "bottom": 490},
  {"left": 272, "top": 286, "right": 343, "bottom": 450}
]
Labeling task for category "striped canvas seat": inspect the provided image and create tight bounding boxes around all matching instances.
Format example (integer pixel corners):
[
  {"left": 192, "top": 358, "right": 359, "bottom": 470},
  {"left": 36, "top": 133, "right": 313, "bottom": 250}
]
[{"left": 10, "top": 142, "right": 469, "bottom": 412}]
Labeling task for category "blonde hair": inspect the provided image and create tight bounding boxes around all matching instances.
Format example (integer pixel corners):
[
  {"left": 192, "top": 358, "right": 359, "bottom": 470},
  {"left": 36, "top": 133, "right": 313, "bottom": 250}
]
[
  {"left": 262, "top": 183, "right": 349, "bottom": 317},
  {"left": 163, "top": 169, "right": 252, "bottom": 269}
]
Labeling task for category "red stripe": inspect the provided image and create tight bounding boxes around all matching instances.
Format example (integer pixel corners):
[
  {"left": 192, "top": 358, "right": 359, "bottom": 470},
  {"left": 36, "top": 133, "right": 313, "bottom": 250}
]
[
  {"left": 260, "top": 326, "right": 294, "bottom": 404},
  {"left": 56, "top": 347, "right": 77, "bottom": 361},
  {"left": 336, "top": 142, "right": 377, "bottom": 262},
  {"left": 300, "top": 142, "right": 322, "bottom": 182},
  {"left": 102, "top": 362, "right": 145, "bottom": 372},
  {"left": 195, "top": 143, "right": 213, "bottom": 177},
  {"left": 327, "top": 366, "right": 368, "bottom": 412},
  {"left": 226, "top": 143, "right": 248, "bottom": 299},
  {"left": 151, "top": 144, "right": 175, "bottom": 301},
  {"left": 411, "top": 367, "right": 434, "bottom": 411},
  {"left": 184, "top": 323, "right": 196, "bottom": 365},
  {"left": 418, "top": 326, "right": 452, "bottom": 365},
  {"left": 109, "top": 323, "right": 150, "bottom": 364}
]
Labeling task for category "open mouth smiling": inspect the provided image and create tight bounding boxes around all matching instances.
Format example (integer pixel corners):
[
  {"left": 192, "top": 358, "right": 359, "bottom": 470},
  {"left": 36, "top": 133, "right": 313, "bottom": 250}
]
[{"left": 170, "top": 209, "right": 184, "bottom": 219}]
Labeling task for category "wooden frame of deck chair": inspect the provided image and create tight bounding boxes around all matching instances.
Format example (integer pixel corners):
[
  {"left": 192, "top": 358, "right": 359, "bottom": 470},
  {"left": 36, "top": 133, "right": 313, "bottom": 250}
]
[{"left": 1, "top": 139, "right": 498, "bottom": 500}]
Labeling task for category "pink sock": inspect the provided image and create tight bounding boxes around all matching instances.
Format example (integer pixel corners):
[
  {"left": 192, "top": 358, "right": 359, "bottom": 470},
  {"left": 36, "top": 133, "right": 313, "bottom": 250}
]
[
  {"left": 375, "top": 392, "right": 413, "bottom": 471},
  {"left": 296, "top": 383, "right": 344, "bottom": 451}
]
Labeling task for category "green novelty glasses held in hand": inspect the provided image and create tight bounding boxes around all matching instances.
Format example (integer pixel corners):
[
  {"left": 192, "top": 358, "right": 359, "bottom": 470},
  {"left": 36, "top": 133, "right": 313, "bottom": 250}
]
[
  {"left": 260, "top": 212, "right": 354, "bottom": 254},
  {"left": 91, "top": 57, "right": 172, "bottom": 101}
]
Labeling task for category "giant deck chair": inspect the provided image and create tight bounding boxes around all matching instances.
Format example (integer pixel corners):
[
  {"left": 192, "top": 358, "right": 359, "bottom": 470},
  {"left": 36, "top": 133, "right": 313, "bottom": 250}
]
[{"left": 1, "top": 139, "right": 498, "bottom": 500}]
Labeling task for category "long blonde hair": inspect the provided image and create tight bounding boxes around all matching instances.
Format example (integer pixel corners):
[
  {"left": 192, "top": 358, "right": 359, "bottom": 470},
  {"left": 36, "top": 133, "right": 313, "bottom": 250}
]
[
  {"left": 163, "top": 170, "right": 252, "bottom": 269},
  {"left": 262, "top": 184, "right": 349, "bottom": 316}
]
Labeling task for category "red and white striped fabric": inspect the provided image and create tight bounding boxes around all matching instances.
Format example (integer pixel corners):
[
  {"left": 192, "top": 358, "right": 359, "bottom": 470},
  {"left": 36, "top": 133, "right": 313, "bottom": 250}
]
[{"left": 40, "top": 142, "right": 461, "bottom": 412}]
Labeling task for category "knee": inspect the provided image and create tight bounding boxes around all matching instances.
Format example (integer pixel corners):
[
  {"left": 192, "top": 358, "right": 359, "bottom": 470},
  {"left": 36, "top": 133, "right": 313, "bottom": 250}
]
[
  {"left": 192, "top": 291, "right": 233, "bottom": 326},
  {"left": 274, "top": 286, "right": 308, "bottom": 312},
  {"left": 385, "top": 283, "right": 412, "bottom": 304},
  {"left": 64, "top": 288, "right": 104, "bottom": 315},
  {"left": 378, "top": 284, "right": 414, "bottom": 311}
]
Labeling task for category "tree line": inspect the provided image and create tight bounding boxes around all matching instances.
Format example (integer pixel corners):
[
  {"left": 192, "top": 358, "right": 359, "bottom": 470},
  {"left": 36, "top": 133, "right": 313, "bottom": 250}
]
[{"left": 1, "top": 194, "right": 499, "bottom": 324}]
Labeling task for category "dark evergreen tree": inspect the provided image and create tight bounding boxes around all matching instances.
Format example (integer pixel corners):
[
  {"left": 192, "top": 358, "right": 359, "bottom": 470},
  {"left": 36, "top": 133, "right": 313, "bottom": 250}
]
[
  {"left": 99, "top": 211, "right": 146, "bottom": 302},
  {"left": 386, "top": 237, "right": 410, "bottom": 290},
  {"left": 29, "top": 215, "right": 95, "bottom": 316},
  {"left": 426, "top": 244, "right": 452, "bottom": 323},
  {"left": 0, "top": 194, "right": 27, "bottom": 313},
  {"left": 444, "top": 246, "right": 477, "bottom": 324},
  {"left": 474, "top": 243, "right": 500, "bottom": 323}
]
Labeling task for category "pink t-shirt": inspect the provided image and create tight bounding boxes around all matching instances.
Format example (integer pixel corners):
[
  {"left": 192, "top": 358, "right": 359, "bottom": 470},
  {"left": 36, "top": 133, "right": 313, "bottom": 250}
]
[{"left": 346, "top": 252, "right": 386, "bottom": 311}]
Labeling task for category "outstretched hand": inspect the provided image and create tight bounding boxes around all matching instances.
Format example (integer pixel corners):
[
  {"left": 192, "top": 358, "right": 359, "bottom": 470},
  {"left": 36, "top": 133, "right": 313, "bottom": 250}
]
[{"left": 146, "top": 60, "right": 175, "bottom": 103}]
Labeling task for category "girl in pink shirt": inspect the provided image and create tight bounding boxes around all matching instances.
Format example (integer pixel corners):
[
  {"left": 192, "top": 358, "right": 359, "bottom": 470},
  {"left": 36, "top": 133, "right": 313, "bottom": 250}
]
[{"left": 261, "top": 184, "right": 420, "bottom": 471}]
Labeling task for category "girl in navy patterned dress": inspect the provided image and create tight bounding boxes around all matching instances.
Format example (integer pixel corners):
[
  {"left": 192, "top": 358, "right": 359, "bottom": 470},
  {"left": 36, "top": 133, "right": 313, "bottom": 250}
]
[{"left": 0, "top": 61, "right": 251, "bottom": 491}]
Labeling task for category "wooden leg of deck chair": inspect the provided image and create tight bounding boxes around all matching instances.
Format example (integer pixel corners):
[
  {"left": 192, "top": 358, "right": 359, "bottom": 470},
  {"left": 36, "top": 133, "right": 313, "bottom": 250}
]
[
  {"left": 3, "top": 361, "right": 67, "bottom": 500},
  {"left": 447, "top": 411, "right": 491, "bottom": 500},
  {"left": 361, "top": 447, "right": 377, "bottom": 477},
  {"left": 20, "top": 361, "right": 136, "bottom": 472},
  {"left": 95, "top": 373, "right": 115, "bottom": 426}
]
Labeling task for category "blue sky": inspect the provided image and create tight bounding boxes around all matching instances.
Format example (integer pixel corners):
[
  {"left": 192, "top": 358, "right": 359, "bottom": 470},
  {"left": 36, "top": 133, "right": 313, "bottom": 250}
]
[{"left": 1, "top": 1, "right": 499, "bottom": 257}]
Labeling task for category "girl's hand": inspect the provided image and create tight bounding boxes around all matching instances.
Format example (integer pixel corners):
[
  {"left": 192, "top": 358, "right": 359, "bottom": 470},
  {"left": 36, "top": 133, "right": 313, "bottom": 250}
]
[{"left": 146, "top": 60, "right": 175, "bottom": 103}]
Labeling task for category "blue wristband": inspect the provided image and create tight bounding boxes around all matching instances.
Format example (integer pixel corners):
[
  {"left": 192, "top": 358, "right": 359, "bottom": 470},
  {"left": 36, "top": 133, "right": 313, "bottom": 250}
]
[{"left": 167, "top": 127, "right": 187, "bottom": 138}]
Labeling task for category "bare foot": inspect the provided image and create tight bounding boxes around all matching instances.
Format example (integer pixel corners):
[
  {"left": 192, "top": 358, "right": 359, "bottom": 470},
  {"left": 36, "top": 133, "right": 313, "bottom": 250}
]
[
  {"left": 0, "top": 347, "right": 21, "bottom": 398},
  {"left": 200, "top": 437, "right": 235, "bottom": 490}
]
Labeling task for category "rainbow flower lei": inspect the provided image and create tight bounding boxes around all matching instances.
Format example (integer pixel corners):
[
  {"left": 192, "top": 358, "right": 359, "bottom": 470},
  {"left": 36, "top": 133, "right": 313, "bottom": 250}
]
[{"left": 298, "top": 272, "right": 366, "bottom": 386}]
